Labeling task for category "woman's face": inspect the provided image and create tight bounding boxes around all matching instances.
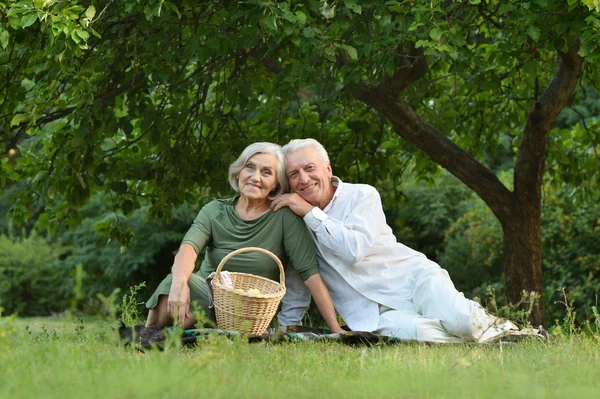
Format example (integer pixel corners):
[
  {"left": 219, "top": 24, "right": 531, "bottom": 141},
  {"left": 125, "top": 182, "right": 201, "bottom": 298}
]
[{"left": 238, "top": 153, "right": 279, "bottom": 201}]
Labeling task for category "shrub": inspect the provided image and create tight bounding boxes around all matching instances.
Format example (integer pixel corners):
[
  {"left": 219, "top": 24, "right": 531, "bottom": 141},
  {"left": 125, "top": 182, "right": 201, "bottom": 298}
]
[
  {"left": 0, "top": 231, "right": 69, "bottom": 316},
  {"left": 541, "top": 188, "right": 600, "bottom": 324},
  {"left": 389, "top": 172, "right": 473, "bottom": 261},
  {"left": 439, "top": 182, "right": 600, "bottom": 325},
  {"left": 438, "top": 198, "right": 504, "bottom": 294},
  {"left": 55, "top": 194, "right": 201, "bottom": 313}
]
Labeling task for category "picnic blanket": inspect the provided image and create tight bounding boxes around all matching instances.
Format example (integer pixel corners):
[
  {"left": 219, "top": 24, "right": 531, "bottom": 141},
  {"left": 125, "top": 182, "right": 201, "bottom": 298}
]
[
  {"left": 118, "top": 324, "right": 545, "bottom": 350},
  {"left": 118, "top": 324, "right": 420, "bottom": 350}
]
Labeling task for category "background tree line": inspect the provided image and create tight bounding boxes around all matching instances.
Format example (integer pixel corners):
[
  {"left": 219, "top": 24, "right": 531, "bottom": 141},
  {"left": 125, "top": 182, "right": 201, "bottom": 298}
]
[{"left": 1, "top": 0, "right": 599, "bottom": 325}]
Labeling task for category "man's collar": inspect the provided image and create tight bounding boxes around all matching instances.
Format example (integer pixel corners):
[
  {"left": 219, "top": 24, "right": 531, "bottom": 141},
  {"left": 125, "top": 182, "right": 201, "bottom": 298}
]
[{"left": 323, "top": 176, "right": 343, "bottom": 212}]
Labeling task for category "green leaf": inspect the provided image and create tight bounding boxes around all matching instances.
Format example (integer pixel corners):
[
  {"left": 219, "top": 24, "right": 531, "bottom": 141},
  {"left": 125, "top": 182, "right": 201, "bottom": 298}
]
[
  {"left": 526, "top": 25, "right": 540, "bottom": 42},
  {"left": 90, "top": 28, "right": 102, "bottom": 39},
  {"left": 344, "top": 45, "right": 358, "bottom": 60},
  {"left": 302, "top": 27, "right": 314, "bottom": 38},
  {"left": 343, "top": 0, "right": 362, "bottom": 14},
  {"left": 499, "top": 4, "right": 514, "bottom": 14},
  {"left": 578, "top": 41, "right": 597, "bottom": 57},
  {"left": 8, "top": 16, "right": 21, "bottom": 29},
  {"left": 267, "top": 15, "right": 277, "bottom": 31},
  {"left": 429, "top": 28, "right": 441, "bottom": 41},
  {"left": 295, "top": 11, "right": 306, "bottom": 23},
  {"left": 21, "top": 77, "right": 35, "bottom": 91},
  {"left": 75, "top": 29, "right": 90, "bottom": 42},
  {"left": 522, "top": 59, "right": 539, "bottom": 76},
  {"left": 70, "top": 29, "right": 81, "bottom": 44},
  {"left": 85, "top": 5, "right": 96, "bottom": 21},
  {"left": 10, "top": 113, "right": 29, "bottom": 126},
  {"left": 0, "top": 29, "right": 9, "bottom": 49},
  {"left": 21, "top": 13, "right": 37, "bottom": 28}
]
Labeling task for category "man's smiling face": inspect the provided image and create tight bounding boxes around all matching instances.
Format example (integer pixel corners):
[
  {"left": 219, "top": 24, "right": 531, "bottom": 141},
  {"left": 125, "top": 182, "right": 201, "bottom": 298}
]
[{"left": 285, "top": 147, "right": 334, "bottom": 209}]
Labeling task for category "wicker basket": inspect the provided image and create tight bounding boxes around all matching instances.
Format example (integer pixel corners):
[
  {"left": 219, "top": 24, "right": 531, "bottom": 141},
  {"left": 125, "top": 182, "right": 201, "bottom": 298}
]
[{"left": 211, "top": 247, "right": 286, "bottom": 335}]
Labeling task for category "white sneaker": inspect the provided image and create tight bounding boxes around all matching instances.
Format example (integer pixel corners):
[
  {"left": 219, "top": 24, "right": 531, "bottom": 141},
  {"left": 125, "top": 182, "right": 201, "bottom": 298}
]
[{"left": 476, "top": 319, "right": 519, "bottom": 343}]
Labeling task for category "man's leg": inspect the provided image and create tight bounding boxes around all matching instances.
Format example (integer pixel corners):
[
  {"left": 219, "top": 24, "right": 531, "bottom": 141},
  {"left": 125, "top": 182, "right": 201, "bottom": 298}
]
[
  {"left": 411, "top": 267, "right": 517, "bottom": 342},
  {"left": 376, "top": 305, "right": 464, "bottom": 343}
]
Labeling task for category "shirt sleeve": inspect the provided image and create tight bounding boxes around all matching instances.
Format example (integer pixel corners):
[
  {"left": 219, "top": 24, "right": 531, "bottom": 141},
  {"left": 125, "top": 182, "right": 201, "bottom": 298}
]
[
  {"left": 282, "top": 208, "right": 320, "bottom": 281},
  {"left": 180, "top": 201, "right": 216, "bottom": 255},
  {"left": 303, "top": 187, "right": 384, "bottom": 266}
]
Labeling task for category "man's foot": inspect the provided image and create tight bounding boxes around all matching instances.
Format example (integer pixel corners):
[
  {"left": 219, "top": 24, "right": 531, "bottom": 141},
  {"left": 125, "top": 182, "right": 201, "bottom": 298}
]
[
  {"left": 477, "top": 319, "right": 519, "bottom": 343},
  {"left": 502, "top": 326, "right": 549, "bottom": 342},
  {"left": 487, "top": 326, "right": 549, "bottom": 343}
]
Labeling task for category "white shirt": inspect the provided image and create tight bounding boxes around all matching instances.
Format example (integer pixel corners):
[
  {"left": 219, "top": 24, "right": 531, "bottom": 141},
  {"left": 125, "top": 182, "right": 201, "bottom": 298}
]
[{"left": 279, "top": 177, "right": 439, "bottom": 331}]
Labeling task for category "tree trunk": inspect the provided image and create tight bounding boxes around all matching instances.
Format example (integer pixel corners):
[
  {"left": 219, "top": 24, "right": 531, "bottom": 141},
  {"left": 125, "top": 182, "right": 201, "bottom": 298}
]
[
  {"left": 501, "top": 202, "right": 546, "bottom": 326},
  {"left": 352, "top": 42, "right": 582, "bottom": 328},
  {"left": 355, "top": 86, "right": 548, "bottom": 325}
]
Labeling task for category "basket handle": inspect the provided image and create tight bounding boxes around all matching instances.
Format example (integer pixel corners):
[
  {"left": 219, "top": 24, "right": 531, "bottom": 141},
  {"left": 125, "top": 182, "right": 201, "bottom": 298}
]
[{"left": 215, "top": 247, "right": 286, "bottom": 289}]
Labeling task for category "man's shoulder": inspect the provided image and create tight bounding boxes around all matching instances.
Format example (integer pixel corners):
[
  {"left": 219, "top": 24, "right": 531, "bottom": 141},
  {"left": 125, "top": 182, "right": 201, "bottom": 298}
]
[{"left": 339, "top": 181, "right": 380, "bottom": 200}]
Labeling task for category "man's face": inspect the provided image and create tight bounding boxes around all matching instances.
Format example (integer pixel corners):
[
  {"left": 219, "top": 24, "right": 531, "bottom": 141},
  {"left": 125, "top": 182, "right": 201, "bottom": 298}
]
[{"left": 285, "top": 147, "right": 333, "bottom": 208}]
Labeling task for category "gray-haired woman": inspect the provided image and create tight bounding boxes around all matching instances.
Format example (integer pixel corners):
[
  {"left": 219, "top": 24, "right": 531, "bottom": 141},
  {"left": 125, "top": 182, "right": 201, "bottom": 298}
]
[{"left": 145, "top": 142, "right": 343, "bottom": 333}]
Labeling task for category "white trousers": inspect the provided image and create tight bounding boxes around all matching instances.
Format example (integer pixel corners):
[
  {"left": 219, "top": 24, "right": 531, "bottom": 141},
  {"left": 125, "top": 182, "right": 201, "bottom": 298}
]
[{"left": 376, "top": 267, "right": 516, "bottom": 343}]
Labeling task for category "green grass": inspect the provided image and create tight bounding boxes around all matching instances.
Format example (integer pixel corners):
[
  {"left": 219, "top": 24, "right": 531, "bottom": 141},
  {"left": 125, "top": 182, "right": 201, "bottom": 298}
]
[{"left": 1, "top": 317, "right": 599, "bottom": 399}]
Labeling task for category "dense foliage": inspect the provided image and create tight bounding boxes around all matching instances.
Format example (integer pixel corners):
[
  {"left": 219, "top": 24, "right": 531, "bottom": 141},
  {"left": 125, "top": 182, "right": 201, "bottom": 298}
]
[
  {"left": 0, "top": 230, "right": 68, "bottom": 316},
  {"left": 2, "top": 0, "right": 599, "bottom": 324}
]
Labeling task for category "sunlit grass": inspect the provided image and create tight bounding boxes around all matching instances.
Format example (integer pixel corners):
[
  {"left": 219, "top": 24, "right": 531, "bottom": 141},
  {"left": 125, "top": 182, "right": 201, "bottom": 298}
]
[{"left": 1, "top": 317, "right": 599, "bottom": 398}]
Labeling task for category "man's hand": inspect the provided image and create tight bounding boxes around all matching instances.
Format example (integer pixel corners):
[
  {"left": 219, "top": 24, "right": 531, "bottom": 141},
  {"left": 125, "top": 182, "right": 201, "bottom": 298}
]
[
  {"left": 167, "top": 280, "right": 193, "bottom": 326},
  {"left": 271, "top": 193, "right": 314, "bottom": 217}
]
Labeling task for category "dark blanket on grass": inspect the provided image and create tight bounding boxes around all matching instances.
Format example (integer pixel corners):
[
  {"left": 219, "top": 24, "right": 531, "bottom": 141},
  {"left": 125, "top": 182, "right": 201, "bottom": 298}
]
[{"left": 118, "top": 324, "right": 421, "bottom": 350}]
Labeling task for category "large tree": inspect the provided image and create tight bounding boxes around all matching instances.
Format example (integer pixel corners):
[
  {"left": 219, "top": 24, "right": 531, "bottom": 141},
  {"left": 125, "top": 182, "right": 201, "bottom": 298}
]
[{"left": 2, "top": 0, "right": 600, "bottom": 325}]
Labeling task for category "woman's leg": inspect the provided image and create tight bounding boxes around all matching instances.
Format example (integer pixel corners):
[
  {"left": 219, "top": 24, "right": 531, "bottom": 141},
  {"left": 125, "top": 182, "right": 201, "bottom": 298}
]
[{"left": 145, "top": 274, "right": 212, "bottom": 329}]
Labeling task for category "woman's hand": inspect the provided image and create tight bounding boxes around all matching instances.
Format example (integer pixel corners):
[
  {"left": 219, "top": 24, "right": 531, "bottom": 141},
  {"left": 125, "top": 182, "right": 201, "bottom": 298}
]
[
  {"left": 167, "top": 244, "right": 198, "bottom": 326},
  {"left": 167, "top": 280, "right": 193, "bottom": 326}
]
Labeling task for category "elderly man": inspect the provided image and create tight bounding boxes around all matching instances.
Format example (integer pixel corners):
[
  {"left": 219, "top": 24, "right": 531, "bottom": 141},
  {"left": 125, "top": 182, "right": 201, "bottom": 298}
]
[{"left": 273, "top": 138, "right": 532, "bottom": 343}]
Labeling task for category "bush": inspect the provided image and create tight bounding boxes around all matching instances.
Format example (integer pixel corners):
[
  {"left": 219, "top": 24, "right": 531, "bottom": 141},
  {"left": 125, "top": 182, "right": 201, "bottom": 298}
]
[
  {"left": 389, "top": 172, "right": 473, "bottom": 261},
  {"left": 0, "top": 231, "right": 69, "bottom": 316},
  {"left": 438, "top": 182, "right": 600, "bottom": 325},
  {"left": 438, "top": 198, "right": 504, "bottom": 294},
  {"left": 541, "top": 188, "right": 600, "bottom": 324},
  {"left": 54, "top": 194, "right": 201, "bottom": 313}
]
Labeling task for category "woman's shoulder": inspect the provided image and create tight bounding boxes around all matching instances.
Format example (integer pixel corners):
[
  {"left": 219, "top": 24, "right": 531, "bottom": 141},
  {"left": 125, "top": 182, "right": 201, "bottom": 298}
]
[
  {"left": 199, "top": 197, "right": 235, "bottom": 215},
  {"left": 273, "top": 205, "right": 303, "bottom": 220},
  {"left": 271, "top": 206, "right": 308, "bottom": 231}
]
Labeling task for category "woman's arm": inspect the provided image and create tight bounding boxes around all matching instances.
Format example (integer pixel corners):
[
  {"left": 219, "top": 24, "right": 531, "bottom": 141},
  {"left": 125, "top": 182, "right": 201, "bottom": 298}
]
[
  {"left": 304, "top": 274, "right": 344, "bottom": 333},
  {"left": 168, "top": 243, "right": 198, "bottom": 326}
]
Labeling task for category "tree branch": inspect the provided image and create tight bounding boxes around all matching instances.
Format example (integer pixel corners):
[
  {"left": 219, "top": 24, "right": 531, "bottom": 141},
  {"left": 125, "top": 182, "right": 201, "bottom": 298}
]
[
  {"left": 379, "top": 44, "right": 428, "bottom": 97},
  {"left": 354, "top": 86, "right": 514, "bottom": 220},
  {"left": 514, "top": 41, "right": 583, "bottom": 202}
]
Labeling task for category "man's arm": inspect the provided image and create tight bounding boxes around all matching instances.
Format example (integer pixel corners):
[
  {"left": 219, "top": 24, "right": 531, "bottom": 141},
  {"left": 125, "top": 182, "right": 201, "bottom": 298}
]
[
  {"left": 303, "top": 274, "right": 343, "bottom": 333},
  {"left": 273, "top": 189, "right": 385, "bottom": 266},
  {"left": 278, "top": 264, "right": 312, "bottom": 327}
]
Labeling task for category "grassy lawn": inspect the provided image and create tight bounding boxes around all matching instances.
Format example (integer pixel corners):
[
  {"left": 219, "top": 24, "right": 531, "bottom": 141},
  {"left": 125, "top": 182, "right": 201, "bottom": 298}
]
[{"left": 1, "top": 317, "right": 599, "bottom": 399}]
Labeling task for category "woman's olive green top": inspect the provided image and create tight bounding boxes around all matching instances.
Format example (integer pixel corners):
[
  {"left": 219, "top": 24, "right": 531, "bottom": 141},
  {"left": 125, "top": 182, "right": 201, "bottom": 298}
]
[{"left": 182, "top": 198, "right": 319, "bottom": 282}]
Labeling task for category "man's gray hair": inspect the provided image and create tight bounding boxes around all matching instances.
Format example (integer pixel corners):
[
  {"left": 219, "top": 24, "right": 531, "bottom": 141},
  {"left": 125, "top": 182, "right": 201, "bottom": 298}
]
[
  {"left": 282, "top": 138, "right": 330, "bottom": 165},
  {"left": 228, "top": 142, "right": 288, "bottom": 200}
]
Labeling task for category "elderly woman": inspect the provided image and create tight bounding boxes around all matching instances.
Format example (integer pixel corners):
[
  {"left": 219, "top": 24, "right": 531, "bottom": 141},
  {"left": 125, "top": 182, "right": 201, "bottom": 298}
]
[{"left": 145, "top": 142, "right": 343, "bottom": 333}]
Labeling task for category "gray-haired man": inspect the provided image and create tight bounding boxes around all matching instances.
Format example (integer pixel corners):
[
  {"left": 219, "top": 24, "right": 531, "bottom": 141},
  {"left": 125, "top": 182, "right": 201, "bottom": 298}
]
[{"left": 272, "top": 138, "right": 534, "bottom": 343}]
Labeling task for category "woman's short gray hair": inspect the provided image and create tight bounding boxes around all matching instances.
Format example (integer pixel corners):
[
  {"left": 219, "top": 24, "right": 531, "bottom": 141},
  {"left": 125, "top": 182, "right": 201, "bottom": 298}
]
[
  {"left": 281, "top": 138, "right": 330, "bottom": 164},
  {"left": 228, "top": 142, "right": 289, "bottom": 200}
]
